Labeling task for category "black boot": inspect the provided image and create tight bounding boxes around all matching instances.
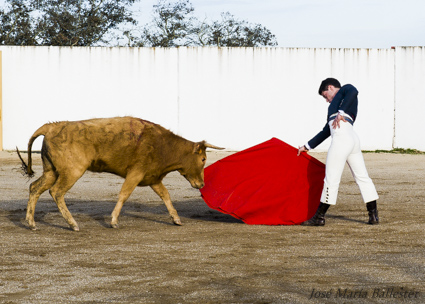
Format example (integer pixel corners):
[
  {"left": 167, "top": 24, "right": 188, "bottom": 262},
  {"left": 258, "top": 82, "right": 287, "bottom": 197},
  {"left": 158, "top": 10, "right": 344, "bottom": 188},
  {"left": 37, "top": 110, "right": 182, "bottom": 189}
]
[
  {"left": 366, "top": 200, "right": 379, "bottom": 225},
  {"left": 301, "top": 202, "right": 330, "bottom": 226}
]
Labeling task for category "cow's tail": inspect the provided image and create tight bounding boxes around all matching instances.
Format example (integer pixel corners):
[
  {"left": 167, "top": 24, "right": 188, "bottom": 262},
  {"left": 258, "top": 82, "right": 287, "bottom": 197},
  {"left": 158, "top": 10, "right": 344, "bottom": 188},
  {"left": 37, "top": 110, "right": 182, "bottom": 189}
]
[{"left": 17, "top": 123, "right": 52, "bottom": 178}]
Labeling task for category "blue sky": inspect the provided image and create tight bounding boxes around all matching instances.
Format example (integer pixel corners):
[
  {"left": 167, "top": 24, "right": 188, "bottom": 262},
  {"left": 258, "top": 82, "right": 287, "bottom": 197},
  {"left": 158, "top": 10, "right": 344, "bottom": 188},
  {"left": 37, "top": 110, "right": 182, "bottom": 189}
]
[{"left": 134, "top": 0, "right": 425, "bottom": 48}]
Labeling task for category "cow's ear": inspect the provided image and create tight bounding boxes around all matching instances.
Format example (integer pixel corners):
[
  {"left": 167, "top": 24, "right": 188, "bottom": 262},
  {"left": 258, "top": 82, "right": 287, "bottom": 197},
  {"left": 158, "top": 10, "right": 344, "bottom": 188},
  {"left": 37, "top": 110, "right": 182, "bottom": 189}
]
[{"left": 193, "top": 141, "right": 206, "bottom": 154}]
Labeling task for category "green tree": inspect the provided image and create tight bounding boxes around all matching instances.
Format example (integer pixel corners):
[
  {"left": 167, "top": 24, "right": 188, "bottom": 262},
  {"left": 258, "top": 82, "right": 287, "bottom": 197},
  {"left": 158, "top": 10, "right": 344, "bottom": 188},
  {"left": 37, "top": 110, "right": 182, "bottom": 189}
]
[
  {"left": 0, "top": 0, "right": 38, "bottom": 45},
  {"left": 133, "top": 0, "right": 195, "bottom": 47},
  {"left": 206, "top": 12, "right": 277, "bottom": 47},
  {"left": 1, "top": 0, "right": 278, "bottom": 47},
  {"left": 133, "top": 0, "right": 278, "bottom": 47},
  {"left": 0, "top": 0, "right": 138, "bottom": 46}
]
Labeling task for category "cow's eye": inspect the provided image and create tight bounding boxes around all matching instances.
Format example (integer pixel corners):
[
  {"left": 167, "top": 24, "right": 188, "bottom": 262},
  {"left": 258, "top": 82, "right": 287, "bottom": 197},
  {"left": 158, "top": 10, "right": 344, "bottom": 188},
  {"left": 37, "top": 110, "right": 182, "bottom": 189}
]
[{"left": 202, "top": 157, "right": 206, "bottom": 162}]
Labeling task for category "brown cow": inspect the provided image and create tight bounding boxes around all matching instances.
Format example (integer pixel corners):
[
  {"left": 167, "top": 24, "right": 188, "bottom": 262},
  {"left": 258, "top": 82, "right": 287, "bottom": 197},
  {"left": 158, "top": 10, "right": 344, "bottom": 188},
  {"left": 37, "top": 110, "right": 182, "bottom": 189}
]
[{"left": 17, "top": 116, "right": 223, "bottom": 231}]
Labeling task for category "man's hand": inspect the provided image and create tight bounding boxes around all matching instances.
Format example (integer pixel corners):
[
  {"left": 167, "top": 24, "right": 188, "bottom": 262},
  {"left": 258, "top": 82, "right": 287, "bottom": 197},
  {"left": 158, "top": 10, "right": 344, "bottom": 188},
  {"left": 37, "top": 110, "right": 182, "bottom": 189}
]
[
  {"left": 332, "top": 113, "right": 347, "bottom": 129},
  {"left": 297, "top": 145, "right": 308, "bottom": 156}
]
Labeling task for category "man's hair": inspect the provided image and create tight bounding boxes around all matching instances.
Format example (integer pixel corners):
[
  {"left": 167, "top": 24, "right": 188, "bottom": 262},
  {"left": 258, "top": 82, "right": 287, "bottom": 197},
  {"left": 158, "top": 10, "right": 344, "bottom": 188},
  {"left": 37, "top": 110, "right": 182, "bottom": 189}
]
[{"left": 318, "top": 78, "right": 341, "bottom": 95}]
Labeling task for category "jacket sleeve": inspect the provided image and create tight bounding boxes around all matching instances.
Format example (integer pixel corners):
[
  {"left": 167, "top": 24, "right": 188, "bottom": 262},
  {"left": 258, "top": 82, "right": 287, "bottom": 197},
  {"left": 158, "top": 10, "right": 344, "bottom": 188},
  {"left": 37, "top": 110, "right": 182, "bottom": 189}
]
[{"left": 307, "top": 122, "right": 331, "bottom": 149}]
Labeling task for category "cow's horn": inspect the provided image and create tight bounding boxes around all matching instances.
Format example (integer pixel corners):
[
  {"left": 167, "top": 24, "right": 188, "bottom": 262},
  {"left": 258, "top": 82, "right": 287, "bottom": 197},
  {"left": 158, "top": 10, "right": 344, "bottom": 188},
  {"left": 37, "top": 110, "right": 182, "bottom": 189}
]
[{"left": 205, "top": 143, "right": 225, "bottom": 150}]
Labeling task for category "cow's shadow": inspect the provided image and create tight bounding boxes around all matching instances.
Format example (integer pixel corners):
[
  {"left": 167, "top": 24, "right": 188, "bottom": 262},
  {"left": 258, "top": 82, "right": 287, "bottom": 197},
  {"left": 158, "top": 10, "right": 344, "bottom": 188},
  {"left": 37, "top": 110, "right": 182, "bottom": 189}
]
[
  {"left": 123, "top": 199, "right": 243, "bottom": 225},
  {"left": 4, "top": 200, "right": 82, "bottom": 231},
  {"left": 5, "top": 199, "right": 370, "bottom": 231},
  {"left": 4, "top": 198, "right": 243, "bottom": 231}
]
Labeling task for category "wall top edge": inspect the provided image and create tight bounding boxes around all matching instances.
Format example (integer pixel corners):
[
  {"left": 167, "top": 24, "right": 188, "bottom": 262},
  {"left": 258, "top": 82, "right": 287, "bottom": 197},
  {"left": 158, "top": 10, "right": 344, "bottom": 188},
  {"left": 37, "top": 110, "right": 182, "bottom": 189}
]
[{"left": 0, "top": 45, "right": 421, "bottom": 51}]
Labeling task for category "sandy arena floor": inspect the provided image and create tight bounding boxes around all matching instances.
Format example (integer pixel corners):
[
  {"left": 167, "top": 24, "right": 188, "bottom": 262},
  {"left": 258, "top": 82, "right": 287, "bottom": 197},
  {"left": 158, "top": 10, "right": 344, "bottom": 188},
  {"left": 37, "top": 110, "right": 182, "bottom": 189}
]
[{"left": 0, "top": 150, "right": 424, "bottom": 303}]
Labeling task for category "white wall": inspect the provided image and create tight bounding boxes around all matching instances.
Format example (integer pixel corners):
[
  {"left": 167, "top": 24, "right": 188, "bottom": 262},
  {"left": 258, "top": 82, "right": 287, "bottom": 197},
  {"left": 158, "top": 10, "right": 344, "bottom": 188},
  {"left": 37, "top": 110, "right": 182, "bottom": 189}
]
[
  {"left": 394, "top": 46, "right": 425, "bottom": 151},
  {"left": 1, "top": 47, "right": 180, "bottom": 151},
  {"left": 0, "top": 46, "right": 418, "bottom": 152}
]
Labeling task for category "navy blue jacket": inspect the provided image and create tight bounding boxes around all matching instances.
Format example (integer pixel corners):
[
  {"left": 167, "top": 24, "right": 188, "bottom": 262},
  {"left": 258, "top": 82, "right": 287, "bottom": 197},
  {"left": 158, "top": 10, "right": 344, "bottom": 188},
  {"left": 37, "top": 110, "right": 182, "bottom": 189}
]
[{"left": 307, "top": 84, "right": 359, "bottom": 149}]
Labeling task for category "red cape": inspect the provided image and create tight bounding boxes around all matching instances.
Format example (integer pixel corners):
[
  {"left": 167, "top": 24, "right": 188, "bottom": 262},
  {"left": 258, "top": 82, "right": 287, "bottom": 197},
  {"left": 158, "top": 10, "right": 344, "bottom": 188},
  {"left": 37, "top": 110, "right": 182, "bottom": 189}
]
[{"left": 200, "top": 138, "right": 325, "bottom": 225}]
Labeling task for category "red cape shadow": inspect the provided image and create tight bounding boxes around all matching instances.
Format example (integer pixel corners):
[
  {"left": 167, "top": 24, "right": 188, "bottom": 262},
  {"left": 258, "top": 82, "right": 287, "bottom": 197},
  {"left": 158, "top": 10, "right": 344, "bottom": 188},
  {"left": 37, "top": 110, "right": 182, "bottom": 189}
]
[{"left": 200, "top": 138, "right": 325, "bottom": 225}]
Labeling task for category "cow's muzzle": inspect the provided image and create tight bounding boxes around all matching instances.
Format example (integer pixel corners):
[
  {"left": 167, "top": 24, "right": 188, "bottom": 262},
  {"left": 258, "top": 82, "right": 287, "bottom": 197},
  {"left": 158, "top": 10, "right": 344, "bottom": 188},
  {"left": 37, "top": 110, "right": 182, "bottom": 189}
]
[{"left": 190, "top": 180, "right": 205, "bottom": 189}]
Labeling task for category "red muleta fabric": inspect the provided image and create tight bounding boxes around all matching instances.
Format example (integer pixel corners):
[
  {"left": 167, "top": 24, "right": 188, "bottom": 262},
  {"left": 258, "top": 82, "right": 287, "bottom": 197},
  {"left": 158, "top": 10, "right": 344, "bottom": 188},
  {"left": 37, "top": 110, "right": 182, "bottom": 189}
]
[{"left": 200, "top": 138, "right": 325, "bottom": 225}]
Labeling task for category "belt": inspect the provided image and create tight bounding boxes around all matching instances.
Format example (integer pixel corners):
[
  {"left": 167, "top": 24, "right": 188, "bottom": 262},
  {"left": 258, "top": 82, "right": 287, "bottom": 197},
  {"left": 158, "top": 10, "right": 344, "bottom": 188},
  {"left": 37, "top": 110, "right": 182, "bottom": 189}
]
[{"left": 329, "top": 113, "right": 353, "bottom": 125}]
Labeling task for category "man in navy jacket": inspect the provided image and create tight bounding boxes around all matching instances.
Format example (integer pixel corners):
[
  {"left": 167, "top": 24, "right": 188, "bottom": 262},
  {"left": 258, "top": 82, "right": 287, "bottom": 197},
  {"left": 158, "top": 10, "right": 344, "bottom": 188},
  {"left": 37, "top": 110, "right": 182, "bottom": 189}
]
[{"left": 298, "top": 78, "right": 379, "bottom": 226}]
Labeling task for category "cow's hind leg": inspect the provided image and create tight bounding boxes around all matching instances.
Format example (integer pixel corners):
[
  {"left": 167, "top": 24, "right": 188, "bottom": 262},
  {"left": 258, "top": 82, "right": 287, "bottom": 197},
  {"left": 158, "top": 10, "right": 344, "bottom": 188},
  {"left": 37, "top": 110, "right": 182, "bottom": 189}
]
[
  {"left": 49, "top": 169, "right": 85, "bottom": 231},
  {"left": 111, "top": 171, "right": 144, "bottom": 228},
  {"left": 26, "top": 170, "right": 57, "bottom": 230},
  {"left": 150, "top": 182, "right": 182, "bottom": 226}
]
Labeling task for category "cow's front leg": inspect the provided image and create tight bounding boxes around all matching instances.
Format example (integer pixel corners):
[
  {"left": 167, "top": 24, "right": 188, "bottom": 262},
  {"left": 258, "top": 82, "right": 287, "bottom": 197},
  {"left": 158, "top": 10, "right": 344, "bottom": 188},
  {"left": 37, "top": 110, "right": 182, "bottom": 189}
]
[
  {"left": 111, "top": 171, "right": 143, "bottom": 228},
  {"left": 150, "top": 182, "right": 182, "bottom": 226}
]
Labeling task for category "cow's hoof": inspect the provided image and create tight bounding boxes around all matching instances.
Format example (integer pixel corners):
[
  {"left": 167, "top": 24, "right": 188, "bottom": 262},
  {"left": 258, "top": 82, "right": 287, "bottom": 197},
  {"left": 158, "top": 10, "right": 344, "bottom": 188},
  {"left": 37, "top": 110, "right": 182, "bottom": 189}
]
[
  {"left": 111, "top": 223, "right": 119, "bottom": 229},
  {"left": 173, "top": 218, "right": 182, "bottom": 226},
  {"left": 71, "top": 225, "right": 80, "bottom": 232},
  {"left": 27, "top": 219, "right": 36, "bottom": 230}
]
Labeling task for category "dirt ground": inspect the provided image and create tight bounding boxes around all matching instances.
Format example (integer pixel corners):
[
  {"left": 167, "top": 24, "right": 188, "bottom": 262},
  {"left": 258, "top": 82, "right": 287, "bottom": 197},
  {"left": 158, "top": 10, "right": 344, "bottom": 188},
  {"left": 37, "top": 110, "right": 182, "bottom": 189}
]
[{"left": 0, "top": 149, "right": 424, "bottom": 304}]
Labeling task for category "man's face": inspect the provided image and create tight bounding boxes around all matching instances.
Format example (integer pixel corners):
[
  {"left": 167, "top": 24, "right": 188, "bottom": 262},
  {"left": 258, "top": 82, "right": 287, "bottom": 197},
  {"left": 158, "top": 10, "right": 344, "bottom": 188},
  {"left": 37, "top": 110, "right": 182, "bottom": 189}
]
[{"left": 321, "top": 85, "right": 339, "bottom": 103}]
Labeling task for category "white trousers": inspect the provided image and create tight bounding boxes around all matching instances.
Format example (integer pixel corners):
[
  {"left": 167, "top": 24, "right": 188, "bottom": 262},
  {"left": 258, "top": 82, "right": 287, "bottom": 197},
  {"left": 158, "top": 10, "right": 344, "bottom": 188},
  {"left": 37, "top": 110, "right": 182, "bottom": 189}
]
[{"left": 321, "top": 120, "right": 379, "bottom": 205}]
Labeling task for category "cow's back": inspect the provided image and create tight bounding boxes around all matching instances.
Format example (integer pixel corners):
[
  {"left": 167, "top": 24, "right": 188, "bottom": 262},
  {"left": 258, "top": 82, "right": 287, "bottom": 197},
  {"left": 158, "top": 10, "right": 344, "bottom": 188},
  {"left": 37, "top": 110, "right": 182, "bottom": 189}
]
[{"left": 42, "top": 117, "right": 163, "bottom": 176}]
